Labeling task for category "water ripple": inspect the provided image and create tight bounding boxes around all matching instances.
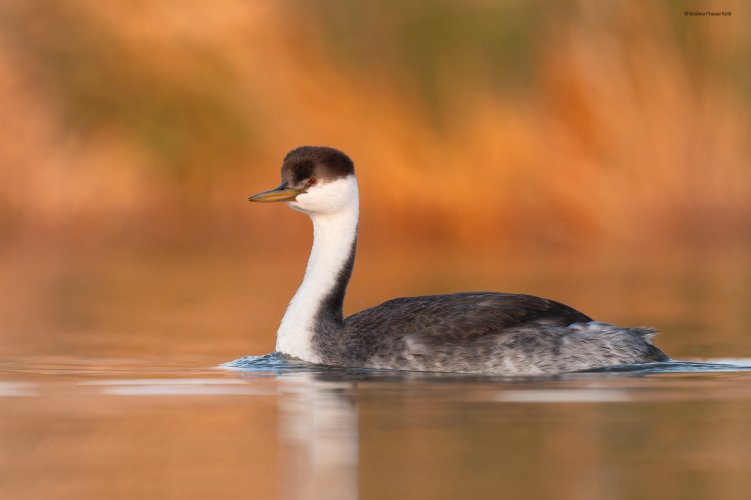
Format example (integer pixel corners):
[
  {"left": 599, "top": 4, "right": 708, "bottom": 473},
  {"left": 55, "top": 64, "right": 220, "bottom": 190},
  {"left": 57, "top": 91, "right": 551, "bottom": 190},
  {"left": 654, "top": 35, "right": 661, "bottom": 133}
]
[{"left": 220, "top": 353, "right": 751, "bottom": 377}]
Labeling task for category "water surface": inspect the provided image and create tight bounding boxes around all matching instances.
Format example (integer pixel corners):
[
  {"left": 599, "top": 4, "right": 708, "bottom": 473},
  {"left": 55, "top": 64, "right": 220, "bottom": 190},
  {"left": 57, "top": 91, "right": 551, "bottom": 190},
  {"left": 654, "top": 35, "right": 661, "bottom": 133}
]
[
  {"left": 2, "top": 244, "right": 751, "bottom": 500},
  {"left": 3, "top": 354, "right": 751, "bottom": 500}
]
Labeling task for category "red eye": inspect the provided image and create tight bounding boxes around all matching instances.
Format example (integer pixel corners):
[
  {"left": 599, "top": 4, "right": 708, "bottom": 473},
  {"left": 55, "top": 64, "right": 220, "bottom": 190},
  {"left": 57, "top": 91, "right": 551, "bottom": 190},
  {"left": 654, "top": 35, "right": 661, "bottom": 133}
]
[{"left": 307, "top": 177, "right": 317, "bottom": 186}]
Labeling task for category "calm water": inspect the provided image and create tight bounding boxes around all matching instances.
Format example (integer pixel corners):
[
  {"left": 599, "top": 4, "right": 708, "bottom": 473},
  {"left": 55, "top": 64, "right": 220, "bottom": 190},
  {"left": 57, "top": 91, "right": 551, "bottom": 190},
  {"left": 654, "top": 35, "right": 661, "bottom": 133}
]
[
  {"left": 2, "top": 242, "right": 751, "bottom": 499},
  {"left": 3, "top": 355, "right": 751, "bottom": 500}
]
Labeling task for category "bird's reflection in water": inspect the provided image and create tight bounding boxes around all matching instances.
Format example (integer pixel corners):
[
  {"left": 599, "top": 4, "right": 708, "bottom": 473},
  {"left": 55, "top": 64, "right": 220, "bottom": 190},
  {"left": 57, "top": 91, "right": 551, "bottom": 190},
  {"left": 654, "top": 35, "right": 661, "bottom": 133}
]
[
  {"left": 276, "top": 373, "right": 359, "bottom": 500},
  {"left": 225, "top": 354, "right": 751, "bottom": 500}
]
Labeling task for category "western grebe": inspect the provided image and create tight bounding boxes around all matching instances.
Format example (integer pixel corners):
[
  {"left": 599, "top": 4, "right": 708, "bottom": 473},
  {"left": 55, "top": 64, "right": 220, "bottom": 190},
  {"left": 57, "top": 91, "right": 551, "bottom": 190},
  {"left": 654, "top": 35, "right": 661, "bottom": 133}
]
[{"left": 248, "top": 146, "right": 669, "bottom": 375}]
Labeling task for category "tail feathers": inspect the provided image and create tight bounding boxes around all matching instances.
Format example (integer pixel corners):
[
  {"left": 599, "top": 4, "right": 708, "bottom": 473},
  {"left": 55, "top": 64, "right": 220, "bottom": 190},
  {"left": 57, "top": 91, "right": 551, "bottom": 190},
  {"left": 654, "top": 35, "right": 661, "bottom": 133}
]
[
  {"left": 630, "top": 326, "right": 659, "bottom": 342},
  {"left": 619, "top": 326, "right": 669, "bottom": 361},
  {"left": 567, "top": 322, "right": 669, "bottom": 362}
]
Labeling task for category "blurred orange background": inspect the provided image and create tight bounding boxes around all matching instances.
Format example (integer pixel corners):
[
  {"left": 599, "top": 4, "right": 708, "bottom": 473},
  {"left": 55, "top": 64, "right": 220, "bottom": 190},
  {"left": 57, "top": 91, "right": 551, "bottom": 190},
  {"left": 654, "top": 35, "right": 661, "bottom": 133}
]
[{"left": 0, "top": 0, "right": 749, "bottom": 362}]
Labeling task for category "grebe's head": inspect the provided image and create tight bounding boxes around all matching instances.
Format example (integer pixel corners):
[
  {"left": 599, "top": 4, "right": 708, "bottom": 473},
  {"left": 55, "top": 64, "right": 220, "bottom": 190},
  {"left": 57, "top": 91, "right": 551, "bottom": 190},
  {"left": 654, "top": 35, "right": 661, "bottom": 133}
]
[{"left": 249, "top": 146, "right": 358, "bottom": 216}]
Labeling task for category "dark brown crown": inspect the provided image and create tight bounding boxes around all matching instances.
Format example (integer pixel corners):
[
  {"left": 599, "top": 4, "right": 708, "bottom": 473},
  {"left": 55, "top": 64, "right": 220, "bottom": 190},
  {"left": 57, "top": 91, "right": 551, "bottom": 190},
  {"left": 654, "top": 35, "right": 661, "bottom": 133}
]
[{"left": 281, "top": 146, "right": 355, "bottom": 187}]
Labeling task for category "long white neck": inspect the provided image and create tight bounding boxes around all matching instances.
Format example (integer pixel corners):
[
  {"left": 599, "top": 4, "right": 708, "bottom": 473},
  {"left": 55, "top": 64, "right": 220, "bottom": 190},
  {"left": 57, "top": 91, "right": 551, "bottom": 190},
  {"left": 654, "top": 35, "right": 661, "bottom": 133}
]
[{"left": 276, "top": 178, "right": 359, "bottom": 362}]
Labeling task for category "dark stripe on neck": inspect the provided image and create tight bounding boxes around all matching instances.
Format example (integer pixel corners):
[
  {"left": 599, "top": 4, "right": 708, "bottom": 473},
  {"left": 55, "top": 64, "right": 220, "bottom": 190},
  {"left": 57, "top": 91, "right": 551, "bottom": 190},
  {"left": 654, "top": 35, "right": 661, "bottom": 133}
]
[{"left": 312, "top": 231, "right": 357, "bottom": 358}]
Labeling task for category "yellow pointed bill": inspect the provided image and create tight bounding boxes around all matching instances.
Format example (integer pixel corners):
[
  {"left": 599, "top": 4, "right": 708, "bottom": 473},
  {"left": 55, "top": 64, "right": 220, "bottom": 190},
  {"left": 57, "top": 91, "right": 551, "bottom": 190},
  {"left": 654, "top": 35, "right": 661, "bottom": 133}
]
[{"left": 248, "top": 185, "right": 304, "bottom": 203}]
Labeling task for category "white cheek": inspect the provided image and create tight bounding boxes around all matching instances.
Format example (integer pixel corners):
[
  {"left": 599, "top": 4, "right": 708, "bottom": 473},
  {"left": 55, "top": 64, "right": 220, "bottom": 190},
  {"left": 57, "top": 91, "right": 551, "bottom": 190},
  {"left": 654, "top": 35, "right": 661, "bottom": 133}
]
[
  {"left": 286, "top": 189, "right": 322, "bottom": 213},
  {"left": 286, "top": 200, "right": 309, "bottom": 214},
  {"left": 288, "top": 177, "right": 358, "bottom": 215},
  {"left": 287, "top": 191, "right": 320, "bottom": 214}
]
